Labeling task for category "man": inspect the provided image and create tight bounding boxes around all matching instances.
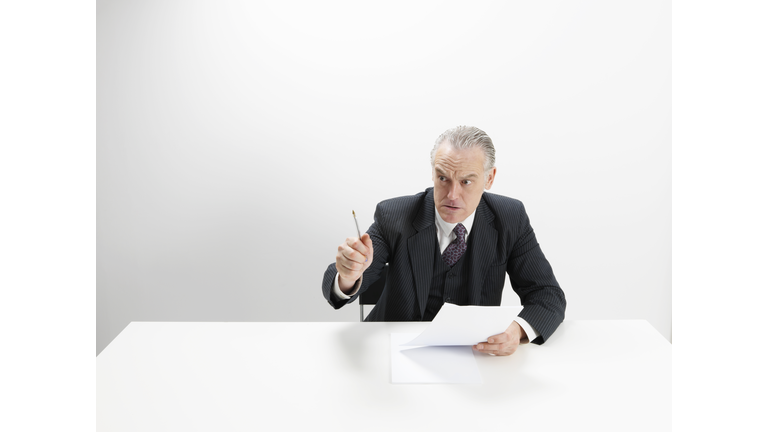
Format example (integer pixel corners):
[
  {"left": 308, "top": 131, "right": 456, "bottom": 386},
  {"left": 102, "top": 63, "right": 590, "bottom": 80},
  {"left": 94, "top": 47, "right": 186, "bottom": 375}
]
[{"left": 321, "top": 126, "right": 566, "bottom": 356}]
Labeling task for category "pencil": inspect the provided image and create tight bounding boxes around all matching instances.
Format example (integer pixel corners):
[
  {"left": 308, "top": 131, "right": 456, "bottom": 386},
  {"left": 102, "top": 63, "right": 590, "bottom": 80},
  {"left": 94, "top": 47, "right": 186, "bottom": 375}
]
[{"left": 352, "top": 210, "right": 362, "bottom": 239}]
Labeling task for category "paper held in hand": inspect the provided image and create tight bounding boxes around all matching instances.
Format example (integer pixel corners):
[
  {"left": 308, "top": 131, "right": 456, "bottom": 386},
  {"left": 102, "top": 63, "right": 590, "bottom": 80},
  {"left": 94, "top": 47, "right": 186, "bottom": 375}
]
[{"left": 401, "top": 303, "right": 523, "bottom": 346}]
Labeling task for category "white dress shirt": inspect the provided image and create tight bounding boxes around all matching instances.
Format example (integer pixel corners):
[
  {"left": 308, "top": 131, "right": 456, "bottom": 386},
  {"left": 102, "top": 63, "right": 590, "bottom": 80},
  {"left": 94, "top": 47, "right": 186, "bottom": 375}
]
[{"left": 333, "top": 207, "right": 540, "bottom": 342}]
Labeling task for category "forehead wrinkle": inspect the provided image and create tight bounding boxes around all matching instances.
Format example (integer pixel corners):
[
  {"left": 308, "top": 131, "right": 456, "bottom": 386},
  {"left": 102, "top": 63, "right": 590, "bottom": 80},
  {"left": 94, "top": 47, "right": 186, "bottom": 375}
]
[
  {"left": 434, "top": 159, "right": 481, "bottom": 180},
  {"left": 434, "top": 146, "right": 485, "bottom": 175}
]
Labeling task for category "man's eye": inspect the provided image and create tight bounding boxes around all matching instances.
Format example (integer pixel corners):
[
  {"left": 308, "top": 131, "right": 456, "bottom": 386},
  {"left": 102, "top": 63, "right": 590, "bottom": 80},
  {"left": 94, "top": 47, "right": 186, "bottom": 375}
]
[
  {"left": 439, "top": 176, "right": 446, "bottom": 181},
  {"left": 463, "top": 180, "right": 472, "bottom": 185}
]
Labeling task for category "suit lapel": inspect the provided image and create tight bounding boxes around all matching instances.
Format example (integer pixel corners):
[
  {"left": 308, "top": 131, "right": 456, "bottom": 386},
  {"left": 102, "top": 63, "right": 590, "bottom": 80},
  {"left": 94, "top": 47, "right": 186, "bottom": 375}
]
[
  {"left": 407, "top": 188, "right": 436, "bottom": 319},
  {"left": 467, "top": 196, "right": 497, "bottom": 305}
]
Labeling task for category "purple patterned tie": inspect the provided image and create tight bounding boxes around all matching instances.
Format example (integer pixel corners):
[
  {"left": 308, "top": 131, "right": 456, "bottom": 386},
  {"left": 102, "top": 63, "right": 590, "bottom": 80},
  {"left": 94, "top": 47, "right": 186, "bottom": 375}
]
[{"left": 442, "top": 223, "right": 467, "bottom": 267}]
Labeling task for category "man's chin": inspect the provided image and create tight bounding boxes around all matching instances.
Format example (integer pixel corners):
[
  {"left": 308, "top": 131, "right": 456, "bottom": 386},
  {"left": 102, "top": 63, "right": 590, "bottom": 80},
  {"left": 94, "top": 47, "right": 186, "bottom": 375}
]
[{"left": 439, "top": 207, "right": 465, "bottom": 223}]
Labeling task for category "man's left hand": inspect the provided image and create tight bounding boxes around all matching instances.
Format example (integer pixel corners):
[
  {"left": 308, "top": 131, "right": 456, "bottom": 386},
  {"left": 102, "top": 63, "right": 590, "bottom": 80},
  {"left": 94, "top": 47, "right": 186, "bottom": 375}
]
[{"left": 473, "top": 321, "right": 528, "bottom": 356}]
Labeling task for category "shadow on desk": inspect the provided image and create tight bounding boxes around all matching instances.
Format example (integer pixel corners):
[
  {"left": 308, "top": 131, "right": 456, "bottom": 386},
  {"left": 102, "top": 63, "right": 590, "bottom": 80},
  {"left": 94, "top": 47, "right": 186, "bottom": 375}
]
[
  {"left": 332, "top": 321, "right": 552, "bottom": 403},
  {"left": 333, "top": 322, "right": 390, "bottom": 371}
]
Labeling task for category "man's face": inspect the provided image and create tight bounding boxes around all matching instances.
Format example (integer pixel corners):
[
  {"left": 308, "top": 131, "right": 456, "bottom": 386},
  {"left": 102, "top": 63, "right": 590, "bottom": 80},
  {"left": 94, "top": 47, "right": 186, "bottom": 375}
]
[{"left": 432, "top": 142, "right": 496, "bottom": 223}]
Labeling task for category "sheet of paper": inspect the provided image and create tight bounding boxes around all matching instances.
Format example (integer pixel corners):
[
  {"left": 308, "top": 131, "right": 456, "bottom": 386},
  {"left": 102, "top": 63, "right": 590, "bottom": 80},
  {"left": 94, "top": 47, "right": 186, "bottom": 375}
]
[
  {"left": 402, "top": 303, "right": 523, "bottom": 346},
  {"left": 390, "top": 333, "right": 482, "bottom": 384}
]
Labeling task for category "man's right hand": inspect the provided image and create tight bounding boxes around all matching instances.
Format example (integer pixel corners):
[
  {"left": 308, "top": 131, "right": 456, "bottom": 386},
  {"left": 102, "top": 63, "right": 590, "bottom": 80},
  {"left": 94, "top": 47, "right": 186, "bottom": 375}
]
[{"left": 335, "top": 233, "right": 374, "bottom": 294}]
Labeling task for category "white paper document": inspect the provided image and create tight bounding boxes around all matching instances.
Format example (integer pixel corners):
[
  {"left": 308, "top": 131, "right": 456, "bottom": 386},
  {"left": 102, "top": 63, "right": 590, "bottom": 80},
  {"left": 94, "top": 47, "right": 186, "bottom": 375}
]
[
  {"left": 390, "top": 333, "right": 482, "bottom": 384},
  {"left": 402, "top": 303, "right": 523, "bottom": 346}
]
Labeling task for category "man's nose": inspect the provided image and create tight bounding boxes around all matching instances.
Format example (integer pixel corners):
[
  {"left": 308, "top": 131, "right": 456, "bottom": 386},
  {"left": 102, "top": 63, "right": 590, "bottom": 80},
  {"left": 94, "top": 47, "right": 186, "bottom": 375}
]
[{"left": 447, "top": 182, "right": 461, "bottom": 200}]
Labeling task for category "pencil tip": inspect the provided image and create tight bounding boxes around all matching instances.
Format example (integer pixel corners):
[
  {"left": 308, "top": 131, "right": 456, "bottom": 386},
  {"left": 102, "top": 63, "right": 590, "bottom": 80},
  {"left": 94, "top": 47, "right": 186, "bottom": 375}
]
[{"left": 352, "top": 210, "right": 356, "bottom": 217}]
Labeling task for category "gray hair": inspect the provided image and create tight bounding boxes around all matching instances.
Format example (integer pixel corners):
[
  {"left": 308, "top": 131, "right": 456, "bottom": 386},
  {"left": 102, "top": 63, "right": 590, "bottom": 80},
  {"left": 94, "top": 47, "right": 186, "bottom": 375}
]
[{"left": 430, "top": 125, "right": 496, "bottom": 173}]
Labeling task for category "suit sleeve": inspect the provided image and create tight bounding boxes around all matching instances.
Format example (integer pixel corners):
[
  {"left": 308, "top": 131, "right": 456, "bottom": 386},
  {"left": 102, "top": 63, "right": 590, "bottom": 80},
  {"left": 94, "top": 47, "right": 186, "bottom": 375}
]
[
  {"left": 321, "top": 203, "right": 391, "bottom": 310},
  {"left": 507, "top": 203, "right": 566, "bottom": 344}
]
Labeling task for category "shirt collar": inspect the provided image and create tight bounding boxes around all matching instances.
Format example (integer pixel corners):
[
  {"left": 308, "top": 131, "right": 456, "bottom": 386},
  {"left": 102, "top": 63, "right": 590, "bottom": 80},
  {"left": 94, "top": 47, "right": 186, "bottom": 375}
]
[{"left": 434, "top": 206, "right": 476, "bottom": 239}]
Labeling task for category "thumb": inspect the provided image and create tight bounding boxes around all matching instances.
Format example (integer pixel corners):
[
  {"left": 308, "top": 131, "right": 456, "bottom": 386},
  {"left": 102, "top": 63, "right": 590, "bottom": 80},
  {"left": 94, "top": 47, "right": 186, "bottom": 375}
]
[
  {"left": 361, "top": 233, "right": 373, "bottom": 249},
  {"left": 361, "top": 233, "right": 374, "bottom": 257}
]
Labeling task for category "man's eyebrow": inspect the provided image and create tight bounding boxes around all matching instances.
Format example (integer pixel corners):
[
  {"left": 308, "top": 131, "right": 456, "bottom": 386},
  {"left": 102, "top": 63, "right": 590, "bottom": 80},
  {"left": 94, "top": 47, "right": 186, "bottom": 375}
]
[{"left": 434, "top": 167, "right": 479, "bottom": 179}]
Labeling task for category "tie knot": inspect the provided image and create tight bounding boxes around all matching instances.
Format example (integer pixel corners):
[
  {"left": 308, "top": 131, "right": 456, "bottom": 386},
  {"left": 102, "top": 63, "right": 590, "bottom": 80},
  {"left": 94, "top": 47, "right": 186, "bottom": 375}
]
[{"left": 453, "top": 223, "right": 466, "bottom": 238}]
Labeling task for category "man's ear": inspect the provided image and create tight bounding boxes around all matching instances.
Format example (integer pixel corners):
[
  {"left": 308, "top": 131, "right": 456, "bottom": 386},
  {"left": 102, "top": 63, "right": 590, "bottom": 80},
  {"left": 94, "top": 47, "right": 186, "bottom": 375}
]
[{"left": 485, "top": 167, "right": 497, "bottom": 190}]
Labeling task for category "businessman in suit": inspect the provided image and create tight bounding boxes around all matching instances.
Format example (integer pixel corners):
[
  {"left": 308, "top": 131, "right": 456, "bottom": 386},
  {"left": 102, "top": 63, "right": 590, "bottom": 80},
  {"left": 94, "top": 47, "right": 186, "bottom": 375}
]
[{"left": 322, "top": 126, "right": 566, "bottom": 356}]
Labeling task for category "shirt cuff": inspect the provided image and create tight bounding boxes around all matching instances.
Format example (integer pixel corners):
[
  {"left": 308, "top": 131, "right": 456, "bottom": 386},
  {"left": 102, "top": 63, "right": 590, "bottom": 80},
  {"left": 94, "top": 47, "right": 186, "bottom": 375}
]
[
  {"left": 332, "top": 273, "right": 362, "bottom": 301},
  {"left": 513, "top": 317, "right": 539, "bottom": 343}
]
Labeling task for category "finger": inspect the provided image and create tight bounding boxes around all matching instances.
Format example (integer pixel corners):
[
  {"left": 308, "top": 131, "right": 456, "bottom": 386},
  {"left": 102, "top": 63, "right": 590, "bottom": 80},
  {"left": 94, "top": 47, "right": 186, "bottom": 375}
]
[
  {"left": 346, "top": 237, "right": 370, "bottom": 261},
  {"left": 350, "top": 234, "right": 374, "bottom": 261},
  {"left": 361, "top": 233, "right": 374, "bottom": 253},
  {"left": 475, "top": 340, "right": 518, "bottom": 354},
  {"left": 474, "top": 342, "right": 503, "bottom": 353},
  {"left": 361, "top": 234, "right": 374, "bottom": 267},
  {"left": 337, "top": 257, "right": 363, "bottom": 274},
  {"left": 474, "top": 344, "right": 516, "bottom": 356},
  {"left": 340, "top": 246, "right": 366, "bottom": 265},
  {"left": 336, "top": 248, "right": 364, "bottom": 278},
  {"left": 486, "top": 332, "right": 510, "bottom": 345},
  {"left": 339, "top": 241, "right": 367, "bottom": 264}
]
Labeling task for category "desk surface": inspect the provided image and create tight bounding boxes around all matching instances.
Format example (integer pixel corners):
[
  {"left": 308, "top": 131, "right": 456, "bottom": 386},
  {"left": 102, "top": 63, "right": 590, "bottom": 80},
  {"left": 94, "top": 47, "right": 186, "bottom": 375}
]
[{"left": 97, "top": 320, "right": 671, "bottom": 431}]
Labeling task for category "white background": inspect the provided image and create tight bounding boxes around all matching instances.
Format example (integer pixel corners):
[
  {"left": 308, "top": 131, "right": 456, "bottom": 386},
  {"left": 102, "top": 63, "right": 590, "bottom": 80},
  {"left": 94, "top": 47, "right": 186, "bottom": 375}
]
[
  {"left": 97, "top": 0, "right": 671, "bottom": 354},
  {"left": 2, "top": 1, "right": 767, "bottom": 431}
]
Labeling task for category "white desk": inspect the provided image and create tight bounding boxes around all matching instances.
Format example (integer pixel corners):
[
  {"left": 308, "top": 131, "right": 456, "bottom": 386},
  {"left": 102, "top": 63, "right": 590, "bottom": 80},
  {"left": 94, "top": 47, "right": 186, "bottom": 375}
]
[{"left": 97, "top": 321, "right": 671, "bottom": 431}]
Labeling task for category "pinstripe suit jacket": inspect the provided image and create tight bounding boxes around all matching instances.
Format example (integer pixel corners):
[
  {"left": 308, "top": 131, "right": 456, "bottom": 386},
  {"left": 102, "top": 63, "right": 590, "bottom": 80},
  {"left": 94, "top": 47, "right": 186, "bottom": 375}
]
[{"left": 322, "top": 187, "right": 566, "bottom": 344}]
